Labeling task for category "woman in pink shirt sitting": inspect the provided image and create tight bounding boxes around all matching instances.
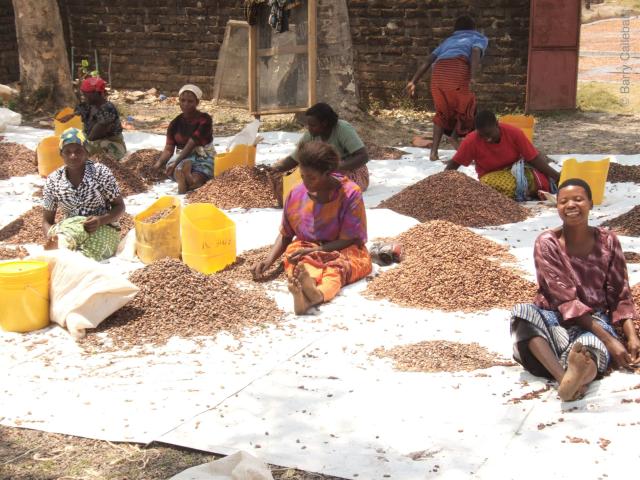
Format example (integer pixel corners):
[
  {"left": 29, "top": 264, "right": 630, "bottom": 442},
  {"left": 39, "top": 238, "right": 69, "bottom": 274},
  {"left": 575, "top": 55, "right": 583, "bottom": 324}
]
[
  {"left": 445, "top": 110, "right": 560, "bottom": 201},
  {"left": 511, "top": 179, "right": 639, "bottom": 402}
]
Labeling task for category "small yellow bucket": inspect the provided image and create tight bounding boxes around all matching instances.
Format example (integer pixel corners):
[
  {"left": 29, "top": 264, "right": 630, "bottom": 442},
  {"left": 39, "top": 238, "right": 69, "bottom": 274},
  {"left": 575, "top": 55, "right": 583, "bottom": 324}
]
[
  {"left": 214, "top": 144, "right": 257, "bottom": 177},
  {"left": 500, "top": 115, "right": 535, "bottom": 142},
  {"left": 134, "top": 196, "right": 182, "bottom": 264},
  {"left": 282, "top": 167, "right": 303, "bottom": 205},
  {"left": 37, "top": 135, "right": 64, "bottom": 177},
  {"left": 0, "top": 260, "right": 50, "bottom": 333},
  {"left": 181, "top": 203, "right": 236, "bottom": 274},
  {"left": 559, "top": 158, "right": 610, "bottom": 206},
  {"left": 54, "top": 107, "right": 83, "bottom": 136}
]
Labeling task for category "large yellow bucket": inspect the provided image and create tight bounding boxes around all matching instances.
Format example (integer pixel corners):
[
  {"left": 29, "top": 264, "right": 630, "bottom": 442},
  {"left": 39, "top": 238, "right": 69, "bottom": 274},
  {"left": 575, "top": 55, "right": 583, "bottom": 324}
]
[
  {"left": 282, "top": 167, "right": 303, "bottom": 204},
  {"left": 559, "top": 158, "right": 610, "bottom": 206},
  {"left": 214, "top": 144, "right": 256, "bottom": 177},
  {"left": 181, "top": 203, "right": 236, "bottom": 274},
  {"left": 0, "top": 261, "right": 50, "bottom": 333},
  {"left": 37, "top": 135, "right": 64, "bottom": 177},
  {"left": 134, "top": 196, "right": 182, "bottom": 264},
  {"left": 500, "top": 115, "right": 535, "bottom": 142},
  {"left": 54, "top": 107, "right": 83, "bottom": 136}
]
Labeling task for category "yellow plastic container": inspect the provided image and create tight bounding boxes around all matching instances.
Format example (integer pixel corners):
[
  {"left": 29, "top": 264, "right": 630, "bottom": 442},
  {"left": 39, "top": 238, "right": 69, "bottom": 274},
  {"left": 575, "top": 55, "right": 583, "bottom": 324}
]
[
  {"left": 37, "top": 135, "right": 64, "bottom": 177},
  {"left": 282, "top": 167, "right": 303, "bottom": 204},
  {"left": 0, "top": 261, "right": 50, "bottom": 333},
  {"left": 214, "top": 144, "right": 257, "bottom": 177},
  {"left": 559, "top": 157, "right": 610, "bottom": 206},
  {"left": 134, "top": 196, "right": 182, "bottom": 264},
  {"left": 54, "top": 107, "right": 83, "bottom": 136},
  {"left": 181, "top": 203, "right": 236, "bottom": 274},
  {"left": 500, "top": 115, "right": 535, "bottom": 142}
]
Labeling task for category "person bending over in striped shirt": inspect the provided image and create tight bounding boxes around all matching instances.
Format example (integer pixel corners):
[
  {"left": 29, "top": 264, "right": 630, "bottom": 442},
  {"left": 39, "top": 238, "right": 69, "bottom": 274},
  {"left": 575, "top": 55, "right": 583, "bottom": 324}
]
[{"left": 406, "top": 15, "right": 488, "bottom": 162}]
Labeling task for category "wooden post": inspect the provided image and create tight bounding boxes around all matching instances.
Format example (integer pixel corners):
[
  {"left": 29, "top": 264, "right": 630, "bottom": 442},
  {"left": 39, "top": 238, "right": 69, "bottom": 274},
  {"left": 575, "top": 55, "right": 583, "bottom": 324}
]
[
  {"left": 308, "top": 0, "right": 318, "bottom": 106},
  {"left": 248, "top": 24, "right": 258, "bottom": 114}
]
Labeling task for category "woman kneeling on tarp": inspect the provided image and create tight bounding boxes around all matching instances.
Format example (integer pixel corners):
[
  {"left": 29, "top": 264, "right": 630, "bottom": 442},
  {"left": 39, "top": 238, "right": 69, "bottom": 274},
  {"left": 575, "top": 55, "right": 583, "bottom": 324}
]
[
  {"left": 153, "top": 84, "right": 215, "bottom": 194},
  {"left": 252, "top": 141, "right": 372, "bottom": 315},
  {"left": 42, "top": 128, "right": 126, "bottom": 261},
  {"left": 445, "top": 110, "right": 560, "bottom": 201},
  {"left": 511, "top": 179, "right": 640, "bottom": 402}
]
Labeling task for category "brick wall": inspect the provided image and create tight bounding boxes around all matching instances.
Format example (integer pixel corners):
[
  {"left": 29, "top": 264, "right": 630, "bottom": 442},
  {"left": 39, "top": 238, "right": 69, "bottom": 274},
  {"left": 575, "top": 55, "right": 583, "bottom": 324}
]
[
  {"left": 348, "top": 0, "right": 531, "bottom": 110},
  {"left": 58, "top": 0, "right": 242, "bottom": 97},
  {"left": 0, "top": 0, "right": 19, "bottom": 85},
  {"left": 1, "top": 0, "right": 531, "bottom": 110}
]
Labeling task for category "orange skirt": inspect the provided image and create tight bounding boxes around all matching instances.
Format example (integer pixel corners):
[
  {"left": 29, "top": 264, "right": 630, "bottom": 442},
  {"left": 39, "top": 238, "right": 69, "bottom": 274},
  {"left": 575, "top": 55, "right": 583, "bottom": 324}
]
[
  {"left": 431, "top": 57, "right": 476, "bottom": 137},
  {"left": 284, "top": 240, "right": 372, "bottom": 302}
]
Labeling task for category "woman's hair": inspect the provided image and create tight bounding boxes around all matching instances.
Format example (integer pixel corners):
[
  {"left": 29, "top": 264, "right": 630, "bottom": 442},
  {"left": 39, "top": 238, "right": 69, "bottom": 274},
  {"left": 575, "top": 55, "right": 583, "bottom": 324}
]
[
  {"left": 305, "top": 102, "right": 339, "bottom": 130},
  {"left": 558, "top": 178, "right": 593, "bottom": 201},
  {"left": 297, "top": 141, "right": 340, "bottom": 174},
  {"left": 454, "top": 15, "right": 476, "bottom": 31}
]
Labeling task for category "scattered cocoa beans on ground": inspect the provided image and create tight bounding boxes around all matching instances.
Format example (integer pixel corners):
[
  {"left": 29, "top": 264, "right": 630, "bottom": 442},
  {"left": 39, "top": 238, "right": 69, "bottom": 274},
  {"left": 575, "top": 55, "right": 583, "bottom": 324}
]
[
  {"left": 373, "top": 340, "right": 514, "bottom": 373},
  {"left": 92, "top": 154, "right": 149, "bottom": 197},
  {"left": 187, "top": 166, "right": 279, "bottom": 209},
  {"left": 608, "top": 163, "right": 640, "bottom": 184},
  {"left": 0, "top": 142, "right": 37, "bottom": 179},
  {"left": 83, "top": 257, "right": 284, "bottom": 350},
  {"left": 220, "top": 245, "right": 285, "bottom": 283},
  {"left": 366, "top": 220, "right": 537, "bottom": 311},
  {"left": 624, "top": 252, "right": 640, "bottom": 263},
  {"left": 615, "top": 283, "right": 640, "bottom": 341},
  {"left": 377, "top": 170, "right": 530, "bottom": 227},
  {"left": 122, "top": 149, "right": 167, "bottom": 184},
  {"left": 602, "top": 206, "right": 640, "bottom": 237},
  {"left": 0, "top": 245, "right": 28, "bottom": 260}
]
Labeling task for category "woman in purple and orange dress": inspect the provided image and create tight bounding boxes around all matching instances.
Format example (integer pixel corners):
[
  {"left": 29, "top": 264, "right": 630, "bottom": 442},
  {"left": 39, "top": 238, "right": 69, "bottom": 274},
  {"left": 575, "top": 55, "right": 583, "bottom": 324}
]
[{"left": 252, "top": 141, "right": 372, "bottom": 315}]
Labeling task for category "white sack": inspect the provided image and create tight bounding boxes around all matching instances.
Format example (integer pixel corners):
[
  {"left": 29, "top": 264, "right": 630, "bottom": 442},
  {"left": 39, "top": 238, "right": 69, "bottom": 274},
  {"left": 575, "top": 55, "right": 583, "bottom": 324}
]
[
  {"left": 169, "top": 451, "right": 273, "bottom": 480},
  {"left": 227, "top": 120, "right": 261, "bottom": 151},
  {"left": 0, "top": 107, "right": 22, "bottom": 130},
  {"left": 33, "top": 249, "right": 139, "bottom": 338}
]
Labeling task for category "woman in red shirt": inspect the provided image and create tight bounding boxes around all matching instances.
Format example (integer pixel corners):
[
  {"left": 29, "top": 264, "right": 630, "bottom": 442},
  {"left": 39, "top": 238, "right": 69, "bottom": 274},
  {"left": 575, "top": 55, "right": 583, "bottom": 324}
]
[
  {"left": 154, "top": 84, "right": 215, "bottom": 194},
  {"left": 445, "top": 110, "right": 560, "bottom": 200},
  {"left": 511, "top": 179, "right": 639, "bottom": 401}
]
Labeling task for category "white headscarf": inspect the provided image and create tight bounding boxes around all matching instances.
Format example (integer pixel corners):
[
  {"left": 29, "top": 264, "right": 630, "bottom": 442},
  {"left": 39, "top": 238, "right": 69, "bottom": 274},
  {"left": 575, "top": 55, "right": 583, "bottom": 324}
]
[{"left": 178, "top": 84, "right": 203, "bottom": 100}]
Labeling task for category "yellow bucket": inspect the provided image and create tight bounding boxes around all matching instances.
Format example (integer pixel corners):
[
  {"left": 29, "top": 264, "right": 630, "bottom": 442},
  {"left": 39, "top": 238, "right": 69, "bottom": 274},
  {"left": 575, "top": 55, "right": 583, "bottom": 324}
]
[
  {"left": 214, "top": 144, "right": 257, "bottom": 177},
  {"left": 134, "top": 196, "right": 182, "bottom": 264},
  {"left": 559, "top": 158, "right": 610, "bottom": 206},
  {"left": 54, "top": 107, "right": 83, "bottom": 136},
  {"left": 181, "top": 203, "right": 236, "bottom": 274},
  {"left": 37, "top": 135, "right": 64, "bottom": 177},
  {"left": 282, "top": 167, "right": 303, "bottom": 205},
  {"left": 0, "top": 261, "right": 50, "bottom": 333},
  {"left": 500, "top": 115, "right": 535, "bottom": 142}
]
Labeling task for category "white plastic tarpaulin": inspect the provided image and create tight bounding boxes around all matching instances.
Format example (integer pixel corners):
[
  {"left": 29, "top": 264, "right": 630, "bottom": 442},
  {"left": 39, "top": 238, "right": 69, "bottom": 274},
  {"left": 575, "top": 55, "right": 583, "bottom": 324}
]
[{"left": 2, "top": 127, "right": 640, "bottom": 479}]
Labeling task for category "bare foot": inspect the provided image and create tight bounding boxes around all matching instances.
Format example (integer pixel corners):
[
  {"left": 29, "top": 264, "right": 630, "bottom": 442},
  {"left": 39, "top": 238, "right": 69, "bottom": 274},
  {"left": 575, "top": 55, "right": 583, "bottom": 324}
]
[
  {"left": 295, "top": 265, "right": 324, "bottom": 306},
  {"left": 429, "top": 152, "right": 440, "bottom": 162},
  {"left": 558, "top": 343, "right": 597, "bottom": 402},
  {"left": 175, "top": 166, "right": 187, "bottom": 194},
  {"left": 288, "top": 276, "right": 313, "bottom": 315}
]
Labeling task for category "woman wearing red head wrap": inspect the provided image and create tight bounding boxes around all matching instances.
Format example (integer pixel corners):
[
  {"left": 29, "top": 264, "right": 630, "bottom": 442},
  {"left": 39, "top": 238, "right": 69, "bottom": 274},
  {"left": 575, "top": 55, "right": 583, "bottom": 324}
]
[{"left": 59, "top": 77, "right": 127, "bottom": 160}]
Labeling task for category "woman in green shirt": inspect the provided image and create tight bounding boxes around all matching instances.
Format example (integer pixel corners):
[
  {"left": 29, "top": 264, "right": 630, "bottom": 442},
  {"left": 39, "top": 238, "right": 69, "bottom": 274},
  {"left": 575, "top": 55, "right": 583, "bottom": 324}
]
[{"left": 271, "top": 102, "right": 370, "bottom": 192}]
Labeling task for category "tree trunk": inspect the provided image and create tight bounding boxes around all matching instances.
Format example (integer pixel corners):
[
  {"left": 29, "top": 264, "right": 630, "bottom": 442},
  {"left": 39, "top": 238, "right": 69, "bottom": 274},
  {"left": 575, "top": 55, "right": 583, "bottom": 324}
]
[
  {"left": 11, "top": 0, "right": 76, "bottom": 110},
  {"left": 316, "top": 0, "right": 360, "bottom": 116}
]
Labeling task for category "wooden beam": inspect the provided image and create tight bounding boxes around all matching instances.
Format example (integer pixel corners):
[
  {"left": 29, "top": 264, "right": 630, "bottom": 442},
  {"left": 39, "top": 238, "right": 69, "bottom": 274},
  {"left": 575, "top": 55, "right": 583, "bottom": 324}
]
[
  {"left": 251, "top": 106, "right": 309, "bottom": 116},
  {"left": 248, "top": 24, "right": 258, "bottom": 113},
  {"left": 308, "top": 0, "right": 318, "bottom": 106},
  {"left": 257, "top": 45, "right": 308, "bottom": 57}
]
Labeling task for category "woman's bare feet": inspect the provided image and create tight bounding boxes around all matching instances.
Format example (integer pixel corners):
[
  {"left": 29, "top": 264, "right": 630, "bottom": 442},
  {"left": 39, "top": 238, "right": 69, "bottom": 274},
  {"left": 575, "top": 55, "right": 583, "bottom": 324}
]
[
  {"left": 288, "top": 276, "right": 313, "bottom": 315},
  {"left": 429, "top": 152, "right": 440, "bottom": 162},
  {"left": 558, "top": 342, "right": 597, "bottom": 402},
  {"left": 295, "top": 265, "right": 324, "bottom": 306}
]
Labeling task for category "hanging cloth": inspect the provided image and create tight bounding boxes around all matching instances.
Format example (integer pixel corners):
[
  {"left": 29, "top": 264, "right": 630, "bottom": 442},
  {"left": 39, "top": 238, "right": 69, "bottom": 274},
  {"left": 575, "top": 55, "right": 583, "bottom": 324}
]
[
  {"left": 244, "top": 0, "right": 267, "bottom": 26},
  {"left": 268, "top": 0, "right": 289, "bottom": 33}
]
